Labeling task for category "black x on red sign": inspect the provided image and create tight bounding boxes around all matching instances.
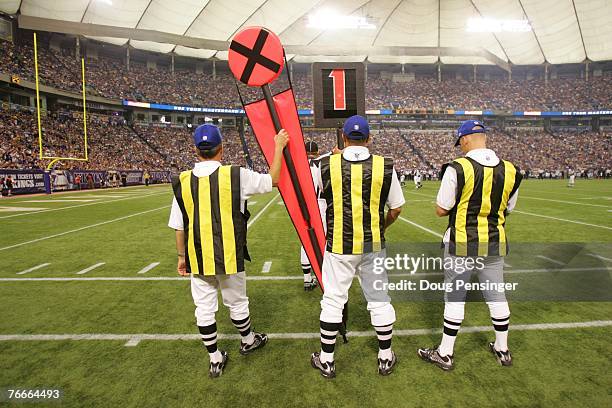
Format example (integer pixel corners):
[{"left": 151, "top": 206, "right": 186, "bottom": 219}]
[{"left": 229, "top": 27, "right": 285, "bottom": 87}]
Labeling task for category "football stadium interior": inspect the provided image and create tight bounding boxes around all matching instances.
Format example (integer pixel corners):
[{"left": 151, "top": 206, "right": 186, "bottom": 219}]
[{"left": 0, "top": 1, "right": 610, "bottom": 407}]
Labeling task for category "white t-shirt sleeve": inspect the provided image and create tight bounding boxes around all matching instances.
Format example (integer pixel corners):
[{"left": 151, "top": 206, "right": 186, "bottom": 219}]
[
  {"left": 168, "top": 197, "right": 184, "bottom": 230},
  {"left": 240, "top": 167, "right": 273, "bottom": 201},
  {"left": 506, "top": 188, "right": 519, "bottom": 213},
  {"left": 436, "top": 166, "right": 457, "bottom": 210},
  {"left": 386, "top": 169, "right": 405, "bottom": 209}
]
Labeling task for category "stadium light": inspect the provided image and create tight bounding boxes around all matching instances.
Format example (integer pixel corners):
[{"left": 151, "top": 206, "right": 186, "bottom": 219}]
[
  {"left": 466, "top": 17, "right": 531, "bottom": 33},
  {"left": 307, "top": 9, "right": 376, "bottom": 30}
]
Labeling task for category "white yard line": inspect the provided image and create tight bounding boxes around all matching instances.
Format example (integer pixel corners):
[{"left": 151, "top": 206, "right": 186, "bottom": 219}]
[
  {"left": 247, "top": 193, "right": 280, "bottom": 228},
  {"left": 16, "top": 263, "right": 51, "bottom": 275},
  {"left": 0, "top": 320, "right": 609, "bottom": 347},
  {"left": 24, "top": 199, "right": 98, "bottom": 203},
  {"left": 137, "top": 262, "right": 160, "bottom": 274},
  {"left": 1, "top": 266, "right": 608, "bottom": 282},
  {"left": 76, "top": 263, "right": 105, "bottom": 275},
  {"left": 261, "top": 261, "right": 272, "bottom": 273},
  {"left": 398, "top": 216, "right": 443, "bottom": 238},
  {"left": 536, "top": 255, "right": 565, "bottom": 266},
  {"left": 0, "top": 191, "right": 168, "bottom": 220},
  {"left": 519, "top": 196, "right": 611, "bottom": 208},
  {"left": 513, "top": 210, "right": 612, "bottom": 231},
  {"left": 0, "top": 206, "right": 169, "bottom": 252},
  {"left": 0, "top": 206, "right": 47, "bottom": 212},
  {"left": 587, "top": 254, "right": 612, "bottom": 262},
  {"left": 503, "top": 262, "right": 512, "bottom": 268}
]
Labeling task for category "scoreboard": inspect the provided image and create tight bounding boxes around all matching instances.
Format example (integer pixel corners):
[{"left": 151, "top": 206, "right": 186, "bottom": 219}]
[{"left": 312, "top": 62, "right": 365, "bottom": 128}]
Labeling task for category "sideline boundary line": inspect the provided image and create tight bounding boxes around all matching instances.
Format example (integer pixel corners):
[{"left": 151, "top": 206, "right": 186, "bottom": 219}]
[
  {"left": 0, "top": 267, "right": 608, "bottom": 282},
  {"left": 0, "top": 320, "right": 609, "bottom": 347}
]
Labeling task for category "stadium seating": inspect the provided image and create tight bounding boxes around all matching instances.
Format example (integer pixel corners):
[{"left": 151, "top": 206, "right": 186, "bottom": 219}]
[{"left": 2, "top": 38, "right": 612, "bottom": 111}]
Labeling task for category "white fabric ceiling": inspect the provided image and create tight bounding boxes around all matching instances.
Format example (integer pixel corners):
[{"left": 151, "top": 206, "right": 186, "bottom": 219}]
[{"left": 2, "top": 0, "right": 611, "bottom": 64}]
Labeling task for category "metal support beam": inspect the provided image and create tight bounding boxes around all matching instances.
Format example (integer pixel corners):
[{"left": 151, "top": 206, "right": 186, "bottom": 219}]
[{"left": 18, "top": 15, "right": 512, "bottom": 72}]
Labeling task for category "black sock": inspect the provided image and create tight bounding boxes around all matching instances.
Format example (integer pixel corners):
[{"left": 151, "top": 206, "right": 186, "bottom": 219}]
[
  {"left": 320, "top": 320, "right": 340, "bottom": 353},
  {"left": 198, "top": 323, "right": 218, "bottom": 353}
]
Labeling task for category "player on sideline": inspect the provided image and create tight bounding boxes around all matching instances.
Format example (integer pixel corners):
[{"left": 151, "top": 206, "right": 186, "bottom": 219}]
[
  {"left": 310, "top": 115, "right": 405, "bottom": 378},
  {"left": 414, "top": 170, "right": 423, "bottom": 189},
  {"left": 418, "top": 120, "right": 522, "bottom": 370},
  {"left": 169, "top": 124, "right": 289, "bottom": 378},
  {"left": 299, "top": 140, "right": 327, "bottom": 291}
]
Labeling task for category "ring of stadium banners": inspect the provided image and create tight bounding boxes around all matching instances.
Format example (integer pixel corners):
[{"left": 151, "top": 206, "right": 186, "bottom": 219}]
[{"left": 121, "top": 100, "right": 612, "bottom": 118}]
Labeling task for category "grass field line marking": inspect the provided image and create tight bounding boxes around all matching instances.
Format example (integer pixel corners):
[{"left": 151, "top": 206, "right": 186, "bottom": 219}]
[
  {"left": 0, "top": 206, "right": 48, "bottom": 212},
  {"left": 513, "top": 210, "right": 612, "bottom": 231},
  {"left": 587, "top": 254, "right": 612, "bottom": 262},
  {"left": 0, "top": 191, "right": 169, "bottom": 220},
  {"left": 0, "top": 206, "right": 169, "bottom": 252},
  {"left": 520, "top": 195, "right": 611, "bottom": 208},
  {"left": 0, "top": 320, "right": 610, "bottom": 346},
  {"left": 16, "top": 263, "right": 51, "bottom": 275},
  {"left": 536, "top": 255, "right": 565, "bottom": 266},
  {"left": 76, "top": 263, "right": 105, "bottom": 275},
  {"left": 24, "top": 199, "right": 99, "bottom": 203},
  {"left": 137, "top": 262, "right": 160, "bottom": 274},
  {"left": 247, "top": 193, "right": 280, "bottom": 228},
  {"left": 262, "top": 261, "right": 272, "bottom": 273},
  {"left": 398, "top": 216, "right": 443, "bottom": 238},
  {"left": 504, "top": 262, "right": 512, "bottom": 268},
  {"left": 1, "top": 267, "right": 609, "bottom": 282}
]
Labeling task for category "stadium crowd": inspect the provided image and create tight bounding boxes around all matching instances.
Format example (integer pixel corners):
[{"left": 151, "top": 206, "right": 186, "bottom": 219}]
[
  {"left": 2, "top": 37, "right": 612, "bottom": 111},
  {"left": 1, "top": 104, "right": 610, "bottom": 179}
]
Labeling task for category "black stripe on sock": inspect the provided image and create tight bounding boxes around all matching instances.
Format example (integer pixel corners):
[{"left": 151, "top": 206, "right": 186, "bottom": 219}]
[
  {"left": 491, "top": 316, "right": 510, "bottom": 322},
  {"left": 320, "top": 321, "right": 341, "bottom": 331},
  {"left": 443, "top": 326, "right": 459, "bottom": 336},
  {"left": 493, "top": 323, "right": 509, "bottom": 332},
  {"left": 444, "top": 318, "right": 462, "bottom": 326}
]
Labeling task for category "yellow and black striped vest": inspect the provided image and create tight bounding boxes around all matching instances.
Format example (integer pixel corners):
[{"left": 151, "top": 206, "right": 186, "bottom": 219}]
[
  {"left": 171, "top": 165, "right": 250, "bottom": 275},
  {"left": 320, "top": 154, "right": 394, "bottom": 255},
  {"left": 447, "top": 157, "right": 522, "bottom": 257}
]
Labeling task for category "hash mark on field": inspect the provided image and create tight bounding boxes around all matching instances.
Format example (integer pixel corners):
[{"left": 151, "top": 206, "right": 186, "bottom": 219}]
[
  {"left": 262, "top": 261, "right": 272, "bottom": 273},
  {"left": 16, "top": 263, "right": 50, "bottom": 275},
  {"left": 137, "top": 262, "right": 160, "bottom": 274},
  {"left": 504, "top": 262, "right": 512, "bottom": 268},
  {"left": 76, "top": 263, "right": 105, "bottom": 275},
  {"left": 0, "top": 320, "right": 609, "bottom": 347},
  {"left": 587, "top": 254, "right": 612, "bottom": 262},
  {"left": 536, "top": 255, "right": 565, "bottom": 266},
  {"left": 249, "top": 201, "right": 257, "bottom": 205}
]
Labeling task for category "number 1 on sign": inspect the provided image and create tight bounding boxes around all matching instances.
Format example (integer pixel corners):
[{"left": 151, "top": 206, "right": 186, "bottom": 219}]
[{"left": 329, "top": 69, "right": 346, "bottom": 110}]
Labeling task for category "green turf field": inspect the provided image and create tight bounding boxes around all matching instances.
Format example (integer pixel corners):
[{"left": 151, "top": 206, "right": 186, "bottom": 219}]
[{"left": 0, "top": 180, "right": 611, "bottom": 407}]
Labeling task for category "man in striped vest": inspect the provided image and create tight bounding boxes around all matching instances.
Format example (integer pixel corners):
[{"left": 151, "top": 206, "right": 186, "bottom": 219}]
[
  {"left": 310, "top": 115, "right": 405, "bottom": 378},
  {"left": 418, "top": 120, "right": 522, "bottom": 371},
  {"left": 168, "top": 124, "right": 289, "bottom": 378}
]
